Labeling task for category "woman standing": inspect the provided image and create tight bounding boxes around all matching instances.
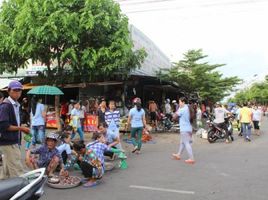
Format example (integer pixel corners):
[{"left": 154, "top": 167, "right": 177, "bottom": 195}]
[
  {"left": 30, "top": 95, "right": 46, "bottom": 146},
  {"left": 70, "top": 101, "right": 84, "bottom": 141},
  {"left": 97, "top": 99, "right": 107, "bottom": 127},
  {"left": 172, "top": 97, "right": 195, "bottom": 164},
  {"left": 127, "top": 97, "right": 146, "bottom": 154}
]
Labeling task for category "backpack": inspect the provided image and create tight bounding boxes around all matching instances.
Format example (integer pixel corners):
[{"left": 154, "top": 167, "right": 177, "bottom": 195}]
[{"left": 188, "top": 105, "right": 196, "bottom": 124}]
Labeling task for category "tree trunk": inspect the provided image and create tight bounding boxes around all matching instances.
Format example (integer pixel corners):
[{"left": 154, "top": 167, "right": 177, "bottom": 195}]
[{"left": 55, "top": 95, "right": 61, "bottom": 131}]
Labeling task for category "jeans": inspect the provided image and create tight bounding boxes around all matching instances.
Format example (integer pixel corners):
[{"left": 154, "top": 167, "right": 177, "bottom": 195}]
[
  {"left": 71, "top": 127, "right": 84, "bottom": 141},
  {"left": 178, "top": 132, "right": 194, "bottom": 160},
  {"left": 131, "top": 127, "right": 143, "bottom": 150},
  {"left": 241, "top": 123, "right": 251, "bottom": 139},
  {"left": 31, "top": 125, "right": 45, "bottom": 145}
]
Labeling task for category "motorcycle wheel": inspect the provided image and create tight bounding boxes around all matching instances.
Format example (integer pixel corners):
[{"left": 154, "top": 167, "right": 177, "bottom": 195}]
[{"left": 207, "top": 130, "right": 217, "bottom": 143}]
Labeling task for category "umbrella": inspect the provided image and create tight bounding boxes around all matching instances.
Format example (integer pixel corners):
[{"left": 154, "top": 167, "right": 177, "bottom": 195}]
[
  {"left": 27, "top": 85, "right": 64, "bottom": 130},
  {"left": 27, "top": 85, "right": 64, "bottom": 95}
]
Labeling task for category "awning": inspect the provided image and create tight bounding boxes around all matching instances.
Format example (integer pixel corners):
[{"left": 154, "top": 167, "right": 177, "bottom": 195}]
[{"left": 23, "top": 83, "right": 38, "bottom": 90}]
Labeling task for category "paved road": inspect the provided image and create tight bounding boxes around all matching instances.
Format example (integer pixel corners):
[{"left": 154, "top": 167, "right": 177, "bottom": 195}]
[{"left": 42, "top": 118, "right": 268, "bottom": 200}]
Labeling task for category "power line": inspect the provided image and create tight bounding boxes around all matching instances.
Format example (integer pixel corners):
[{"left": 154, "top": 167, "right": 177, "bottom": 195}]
[{"left": 116, "top": 0, "right": 268, "bottom": 14}]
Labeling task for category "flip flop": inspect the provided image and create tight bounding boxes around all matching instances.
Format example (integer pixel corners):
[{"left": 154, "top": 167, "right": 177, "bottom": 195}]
[
  {"left": 83, "top": 181, "right": 99, "bottom": 188},
  {"left": 172, "top": 154, "right": 181, "bottom": 160},
  {"left": 185, "top": 159, "right": 195, "bottom": 164},
  {"left": 132, "top": 146, "right": 138, "bottom": 153},
  {"left": 81, "top": 178, "right": 90, "bottom": 184}
]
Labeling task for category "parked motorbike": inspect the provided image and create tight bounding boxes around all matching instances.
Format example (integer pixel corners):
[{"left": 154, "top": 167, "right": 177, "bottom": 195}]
[
  {"left": 207, "top": 115, "right": 234, "bottom": 143},
  {"left": 0, "top": 168, "right": 47, "bottom": 200}
]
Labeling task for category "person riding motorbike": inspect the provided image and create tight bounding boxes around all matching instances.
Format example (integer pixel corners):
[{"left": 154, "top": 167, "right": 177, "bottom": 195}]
[{"left": 213, "top": 102, "right": 231, "bottom": 143}]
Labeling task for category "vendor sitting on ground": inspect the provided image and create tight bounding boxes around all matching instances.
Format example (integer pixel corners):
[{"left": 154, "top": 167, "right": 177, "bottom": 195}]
[
  {"left": 57, "top": 132, "right": 76, "bottom": 165},
  {"left": 98, "top": 122, "right": 122, "bottom": 160},
  {"left": 72, "top": 132, "right": 111, "bottom": 187},
  {"left": 26, "top": 132, "right": 68, "bottom": 177}
]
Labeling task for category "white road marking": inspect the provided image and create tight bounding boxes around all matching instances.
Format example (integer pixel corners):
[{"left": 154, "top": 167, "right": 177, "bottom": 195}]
[{"left": 129, "top": 185, "right": 195, "bottom": 195}]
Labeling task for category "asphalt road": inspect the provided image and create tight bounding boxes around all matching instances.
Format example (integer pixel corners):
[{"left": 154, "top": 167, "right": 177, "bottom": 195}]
[{"left": 41, "top": 117, "right": 268, "bottom": 200}]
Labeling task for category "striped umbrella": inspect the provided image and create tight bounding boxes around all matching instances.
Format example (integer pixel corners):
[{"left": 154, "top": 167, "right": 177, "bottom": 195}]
[{"left": 27, "top": 85, "right": 64, "bottom": 95}]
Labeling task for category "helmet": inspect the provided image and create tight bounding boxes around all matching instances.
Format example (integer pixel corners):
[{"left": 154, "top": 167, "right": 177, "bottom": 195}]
[
  {"left": 172, "top": 100, "right": 177, "bottom": 104},
  {"left": 133, "top": 97, "right": 141, "bottom": 104},
  {"left": 46, "top": 132, "right": 59, "bottom": 141},
  {"left": 215, "top": 102, "right": 221, "bottom": 106}
]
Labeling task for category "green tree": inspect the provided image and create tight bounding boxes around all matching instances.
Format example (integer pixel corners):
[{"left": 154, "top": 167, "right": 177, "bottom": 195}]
[
  {"left": 232, "top": 79, "right": 268, "bottom": 104},
  {"left": 0, "top": 0, "right": 146, "bottom": 84},
  {"left": 158, "top": 49, "right": 241, "bottom": 102}
]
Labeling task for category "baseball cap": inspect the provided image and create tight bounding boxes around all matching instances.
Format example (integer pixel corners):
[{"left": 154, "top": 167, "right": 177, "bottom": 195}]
[
  {"left": 8, "top": 81, "right": 23, "bottom": 90},
  {"left": 46, "top": 132, "right": 59, "bottom": 141}
]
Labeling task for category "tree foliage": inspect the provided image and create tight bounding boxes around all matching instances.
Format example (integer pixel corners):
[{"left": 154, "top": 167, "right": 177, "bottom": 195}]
[
  {"left": 158, "top": 49, "right": 241, "bottom": 102},
  {"left": 231, "top": 79, "right": 268, "bottom": 104},
  {"left": 0, "top": 0, "right": 146, "bottom": 84}
]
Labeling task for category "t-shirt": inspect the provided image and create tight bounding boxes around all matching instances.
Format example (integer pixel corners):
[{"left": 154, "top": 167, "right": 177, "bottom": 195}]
[
  {"left": 196, "top": 109, "right": 202, "bottom": 121},
  {"left": 252, "top": 109, "right": 262, "bottom": 121},
  {"left": 71, "top": 108, "right": 81, "bottom": 127},
  {"left": 214, "top": 107, "right": 228, "bottom": 124},
  {"left": 31, "top": 145, "right": 62, "bottom": 168},
  {"left": 240, "top": 107, "right": 252, "bottom": 123},
  {"left": 176, "top": 105, "right": 192, "bottom": 133},
  {"left": 86, "top": 141, "right": 110, "bottom": 165},
  {"left": 129, "top": 107, "right": 145, "bottom": 128},
  {"left": 31, "top": 103, "right": 45, "bottom": 126},
  {"left": 57, "top": 143, "right": 72, "bottom": 155},
  {"left": 235, "top": 108, "right": 240, "bottom": 120},
  {"left": 79, "top": 106, "right": 86, "bottom": 119},
  {"left": 165, "top": 103, "right": 171, "bottom": 114},
  {"left": 105, "top": 110, "right": 120, "bottom": 127},
  {"left": 97, "top": 108, "right": 106, "bottom": 124}
]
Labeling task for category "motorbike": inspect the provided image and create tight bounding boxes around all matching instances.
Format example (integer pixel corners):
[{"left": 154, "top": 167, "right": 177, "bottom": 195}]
[
  {"left": 0, "top": 168, "right": 47, "bottom": 200},
  {"left": 157, "top": 113, "right": 180, "bottom": 132},
  {"left": 207, "top": 115, "right": 234, "bottom": 143}
]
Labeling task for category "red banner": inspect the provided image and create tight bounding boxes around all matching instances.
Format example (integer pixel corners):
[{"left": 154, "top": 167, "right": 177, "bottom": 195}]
[{"left": 84, "top": 114, "right": 98, "bottom": 132}]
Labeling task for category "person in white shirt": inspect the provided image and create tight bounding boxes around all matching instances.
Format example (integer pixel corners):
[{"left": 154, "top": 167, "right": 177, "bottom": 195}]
[
  {"left": 57, "top": 132, "right": 73, "bottom": 164},
  {"left": 252, "top": 105, "right": 262, "bottom": 136},
  {"left": 214, "top": 102, "right": 231, "bottom": 143},
  {"left": 165, "top": 99, "right": 172, "bottom": 121},
  {"left": 196, "top": 106, "right": 202, "bottom": 129},
  {"left": 79, "top": 101, "right": 87, "bottom": 131}
]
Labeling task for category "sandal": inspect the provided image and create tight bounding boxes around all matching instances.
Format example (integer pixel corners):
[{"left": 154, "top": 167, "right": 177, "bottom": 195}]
[
  {"left": 83, "top": 181, "right": 99, "bottom": 188},
  {"left": 172, "top": 153, "right": 181, "bottom": 160},
  {"left": 185, "top": 159, "right": 195, "bottom": 164},
  {"left": 132, "top": 146, "right": 138, "bottom": 153},
  {"left": 81, "top": 178, "right": 90, "bottom": 184}
]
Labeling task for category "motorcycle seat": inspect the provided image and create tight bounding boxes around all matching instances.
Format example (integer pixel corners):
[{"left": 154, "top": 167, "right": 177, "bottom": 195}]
[{"left": 0, "top": 177, "right": 29, "bottom": 200}]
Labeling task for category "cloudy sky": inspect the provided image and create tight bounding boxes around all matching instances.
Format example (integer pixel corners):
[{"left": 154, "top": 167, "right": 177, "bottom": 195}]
[
  {"left": 117, "top": 0, "right": 268, "bottom": 83},
  {"left": 1, "top": 0, "right": 267, "bottom": 83}
]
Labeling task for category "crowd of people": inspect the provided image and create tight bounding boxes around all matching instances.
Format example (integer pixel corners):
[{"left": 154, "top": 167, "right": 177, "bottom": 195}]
[
  {"left": 0, "top": 80, "right": 267, "bottom": 190},
  {"left": 0, "top": 81, "right": 150, "bottom": 188}
]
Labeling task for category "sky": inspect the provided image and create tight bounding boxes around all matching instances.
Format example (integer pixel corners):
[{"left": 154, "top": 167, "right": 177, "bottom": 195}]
[
  {"left": 1, "top": 0, "right": 267, "bottom": 86},
  {"left": 116, "top": 0, "right": 268, "bottom": 85}
]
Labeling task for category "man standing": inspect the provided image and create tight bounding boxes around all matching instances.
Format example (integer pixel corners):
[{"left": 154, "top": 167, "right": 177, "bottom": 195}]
[
  {"left": 214, "top": 102, "right": 231, "bottom": 143},
  {"left": 149, "top": 100, "right": 158, "bottom": 129},
  {"left": 240, "top": 103, "right": 253, "bottom": 142},
  {"left": 172, "top": 97, "right": 195, "bottom": 164},
  {"left": 165, "top": 99, "right": 172, "bottom": 121},
  {"left": 252, "top": 105, "right": 262, "bottom": 136},
  {"left": 0, "top": 81, "right": 30, "bottom": 179}
]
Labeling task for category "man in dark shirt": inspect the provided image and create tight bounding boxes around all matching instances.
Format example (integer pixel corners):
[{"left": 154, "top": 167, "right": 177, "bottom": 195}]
[
  {"left": 26, "top": 132, "right": 67, "bottom": 177},
  {"left": 0, "top": 81, "right": 30, "bottom": 179}
]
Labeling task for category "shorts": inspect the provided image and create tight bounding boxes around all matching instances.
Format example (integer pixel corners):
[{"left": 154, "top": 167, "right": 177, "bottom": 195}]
[
  {"left": 150, "top": 112, "right": 157, "bottom": 121},
  {"left": 253, "top": 121, "right": 260, "bottom": 130}
]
